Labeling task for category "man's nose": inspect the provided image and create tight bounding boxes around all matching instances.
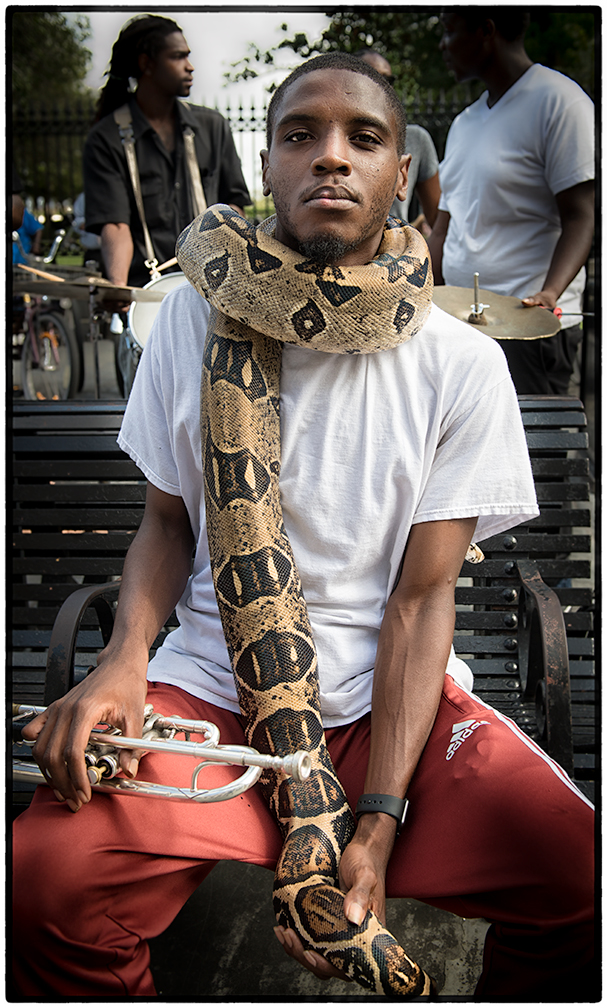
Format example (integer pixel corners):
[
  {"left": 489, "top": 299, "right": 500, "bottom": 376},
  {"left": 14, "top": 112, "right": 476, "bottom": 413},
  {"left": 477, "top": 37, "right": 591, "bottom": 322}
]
[
  {"left": 311, "top": 135, "right": 352, "bottom": 175},
  {"left": 186, "top": 57, "right": 194, "bottom": 72}
]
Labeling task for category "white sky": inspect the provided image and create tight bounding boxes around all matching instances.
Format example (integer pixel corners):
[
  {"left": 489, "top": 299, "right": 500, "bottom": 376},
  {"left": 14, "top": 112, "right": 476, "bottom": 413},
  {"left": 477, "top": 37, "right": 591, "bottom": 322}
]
[{"left": 68, "top": 7, "right": 331, "bottom": 108}]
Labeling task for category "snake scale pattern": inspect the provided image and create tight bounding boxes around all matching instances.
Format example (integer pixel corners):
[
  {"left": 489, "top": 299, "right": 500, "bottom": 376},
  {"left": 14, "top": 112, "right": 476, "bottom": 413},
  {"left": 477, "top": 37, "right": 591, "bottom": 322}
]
[{"left": 177, "top": 205, "right": 436, "bottom": 996}]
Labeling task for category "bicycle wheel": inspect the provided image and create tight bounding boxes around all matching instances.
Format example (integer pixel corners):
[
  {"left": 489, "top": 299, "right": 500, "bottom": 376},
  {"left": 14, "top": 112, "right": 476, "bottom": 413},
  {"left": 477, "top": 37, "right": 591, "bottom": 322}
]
[{"left": 21, "top": 311, "right": 81, "bottom": 400}]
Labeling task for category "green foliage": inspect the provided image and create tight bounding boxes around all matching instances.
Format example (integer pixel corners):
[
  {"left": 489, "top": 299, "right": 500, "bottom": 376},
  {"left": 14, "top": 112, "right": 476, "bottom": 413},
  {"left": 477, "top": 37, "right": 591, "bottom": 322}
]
[
  {"left": 525, "top": 10, "right": 596, "bottom": 98},
  {"left": 11, "top": 10, "right": 93, "bottom": 107},
  {"left": 227, "top": 8, "right": 596, "bottom": 100}
]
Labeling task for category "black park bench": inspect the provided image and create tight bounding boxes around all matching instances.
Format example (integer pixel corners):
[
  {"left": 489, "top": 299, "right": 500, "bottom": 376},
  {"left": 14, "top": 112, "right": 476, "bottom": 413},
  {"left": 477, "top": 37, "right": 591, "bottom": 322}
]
[{"left": 11, "top": 395, "right": 595, "bottom": 810}]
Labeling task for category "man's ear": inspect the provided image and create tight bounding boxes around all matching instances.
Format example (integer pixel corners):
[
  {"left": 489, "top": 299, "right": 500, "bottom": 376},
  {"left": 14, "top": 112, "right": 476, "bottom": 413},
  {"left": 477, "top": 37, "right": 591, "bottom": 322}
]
[
  {"left": 395, "top": 153, "right": 411, "bottom": 203},
  {"left": 138, "top": 53, "right": 152, "bottom": 77},
  {"left": 482, "top": 18, "right": 497, "bottom": 40},
  {"left": 260, "top": 149, "right": 271, "bottom": 197}
]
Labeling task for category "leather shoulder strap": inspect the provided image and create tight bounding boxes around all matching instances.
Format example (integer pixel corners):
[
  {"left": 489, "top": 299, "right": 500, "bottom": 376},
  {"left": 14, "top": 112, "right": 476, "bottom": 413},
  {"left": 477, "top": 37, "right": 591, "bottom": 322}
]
[
  {"left": 182, "top": 124, "right": 207, "bottom": 217},
  {"left": 113, "top": 103, "right": 158, "bottom": 274}
]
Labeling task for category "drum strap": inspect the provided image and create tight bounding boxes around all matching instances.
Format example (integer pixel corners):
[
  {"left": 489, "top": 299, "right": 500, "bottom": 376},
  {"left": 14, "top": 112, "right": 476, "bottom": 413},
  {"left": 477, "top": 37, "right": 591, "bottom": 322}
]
[
  {"left": 113, "top": 104, "right": 207, "bottom": 279},
  {"left": 182, "top": 126, "right": 207, "bottom": 217}
]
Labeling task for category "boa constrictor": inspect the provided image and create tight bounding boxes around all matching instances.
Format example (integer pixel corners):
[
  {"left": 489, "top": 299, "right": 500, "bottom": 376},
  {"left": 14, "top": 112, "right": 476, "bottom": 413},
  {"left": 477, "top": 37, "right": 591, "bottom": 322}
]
[{"left": 177, "top": 205, "right": 436, "bottom": 996}]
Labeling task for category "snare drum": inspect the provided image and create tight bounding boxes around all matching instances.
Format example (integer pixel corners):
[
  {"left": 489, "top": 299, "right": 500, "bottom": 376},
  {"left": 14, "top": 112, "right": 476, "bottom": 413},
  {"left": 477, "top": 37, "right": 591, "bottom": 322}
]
[{"left": 128, "top": 271, "right": 187, "bottom": 350}]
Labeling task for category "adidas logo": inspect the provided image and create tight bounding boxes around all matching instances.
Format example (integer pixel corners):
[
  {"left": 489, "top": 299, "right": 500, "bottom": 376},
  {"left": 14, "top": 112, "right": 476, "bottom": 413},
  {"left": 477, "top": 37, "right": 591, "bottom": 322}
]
[{"left": 445, "top": 719, "right": 490, "bottom": 760}]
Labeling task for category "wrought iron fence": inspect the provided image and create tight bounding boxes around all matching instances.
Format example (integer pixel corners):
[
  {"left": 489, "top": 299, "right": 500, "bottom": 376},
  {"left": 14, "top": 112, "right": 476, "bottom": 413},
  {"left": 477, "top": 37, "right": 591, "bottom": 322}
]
[{"left": 12, "top": 85, "right": 472, "bottom": 241}]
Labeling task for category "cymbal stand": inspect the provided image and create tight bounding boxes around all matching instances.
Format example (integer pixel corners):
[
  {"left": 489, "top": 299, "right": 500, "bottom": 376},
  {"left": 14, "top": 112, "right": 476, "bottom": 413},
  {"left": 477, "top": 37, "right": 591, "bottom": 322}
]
[
  {"left": 467, "top": 272, "right": 491, "bottom": 326},
  {"left": 87, "top": 283, "right": 103, "bottom": 399}
]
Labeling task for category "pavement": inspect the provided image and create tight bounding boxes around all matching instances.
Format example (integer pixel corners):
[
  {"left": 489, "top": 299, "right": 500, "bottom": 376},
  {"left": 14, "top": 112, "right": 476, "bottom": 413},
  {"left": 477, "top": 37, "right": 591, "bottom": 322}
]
[{"left": 148, "top": 861, "right": 489, "bottom": 1000}]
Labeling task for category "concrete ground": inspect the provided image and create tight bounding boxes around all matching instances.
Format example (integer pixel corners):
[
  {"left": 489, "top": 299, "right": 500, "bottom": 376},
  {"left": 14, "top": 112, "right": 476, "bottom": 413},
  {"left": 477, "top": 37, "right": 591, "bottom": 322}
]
[{"left": 148, "top": 861, "right": 489, "bottom": 1000}]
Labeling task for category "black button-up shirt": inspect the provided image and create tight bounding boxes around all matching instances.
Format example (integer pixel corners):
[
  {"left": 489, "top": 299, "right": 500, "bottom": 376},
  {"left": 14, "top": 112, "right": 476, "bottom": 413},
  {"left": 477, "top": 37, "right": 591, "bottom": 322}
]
[{"left": 84, "top": 98, "right": 251, "bottom": 286}]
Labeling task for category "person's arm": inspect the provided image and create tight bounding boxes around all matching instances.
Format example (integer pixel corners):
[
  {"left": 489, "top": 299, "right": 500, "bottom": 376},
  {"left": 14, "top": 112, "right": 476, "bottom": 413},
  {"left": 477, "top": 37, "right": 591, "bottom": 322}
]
[
  {"left": 414, "top": 172, "right": 441, "bottom": 229},
  {"left": 30, "top": 221, "right": 43, "bottom": 256},
  {"left": 12, "top": 194, "right": 24, "bottom": 230},
  {"left": 84, "top": 125, "right": 133, "bottom": 290},
  {"left": 22, "top": 483, "right": 195, "bottom": 811},
  {"left": 100, "top": 221, "right": 134, "bottom": 287},
  {"left": 339, "top": 516, "right": 477, "bottom": 923},
  {"left": 275, "top": 515, "right": 477, "bottom": 977},
  {"left": 426, "top": 209, "right": 450, "bottom": 285},
  {"left": 521, "top": 180, "right": 594, "bottom": 310}
]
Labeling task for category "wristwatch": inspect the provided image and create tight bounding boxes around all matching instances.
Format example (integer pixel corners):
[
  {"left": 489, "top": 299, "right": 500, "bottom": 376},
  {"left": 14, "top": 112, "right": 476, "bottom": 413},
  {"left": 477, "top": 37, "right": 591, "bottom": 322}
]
[{"left": 355, "top": 793, "right": 409, "bottom": 834}]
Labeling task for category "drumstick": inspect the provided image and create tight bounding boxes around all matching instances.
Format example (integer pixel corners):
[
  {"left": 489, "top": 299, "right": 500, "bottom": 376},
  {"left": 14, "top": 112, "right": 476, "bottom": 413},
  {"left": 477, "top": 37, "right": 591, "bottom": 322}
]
[
  {"left": 156, "top": 257, "right": 178, "bottom": 272},
  {"left": 17, "top": 263, "right": 65, "bottom": 282}
]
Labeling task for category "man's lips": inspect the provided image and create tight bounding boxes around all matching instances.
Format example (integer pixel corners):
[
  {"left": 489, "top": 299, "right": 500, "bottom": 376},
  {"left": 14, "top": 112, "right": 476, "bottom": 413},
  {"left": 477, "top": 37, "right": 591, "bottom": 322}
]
[{"left": 303, "top": 186, "right": 359, "bottom": 208}]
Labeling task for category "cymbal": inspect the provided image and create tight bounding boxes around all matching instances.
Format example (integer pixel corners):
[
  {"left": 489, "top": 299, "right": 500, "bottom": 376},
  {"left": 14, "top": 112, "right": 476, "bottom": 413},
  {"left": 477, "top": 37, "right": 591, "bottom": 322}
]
[
  {"left": 432, "top": 286, "right": 561, "bottom": 340},
  {"left": 13, "top": 278, "right": 91, "bottom": 301},
  {"left": 13, "top": 273, "right": 165, "bottom": 303},
  {"left": 68, "top": 277, "right": 166, "bottom": 301}
]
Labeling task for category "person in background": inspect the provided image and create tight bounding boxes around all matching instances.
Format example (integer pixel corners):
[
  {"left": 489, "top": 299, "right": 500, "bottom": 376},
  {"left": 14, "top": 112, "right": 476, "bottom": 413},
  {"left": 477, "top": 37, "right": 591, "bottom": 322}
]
[
  {"left": 13, "top": 206, "right": 43, "bottom": 265},
  {"left": 428, "top": 9, "right": 594, "bottom": 395},
  {"left": 84, "top": 13, "right": 251, "bottom": 290},
  {"left": 355, "top": 49, "right": 440, "bottom": 231}
]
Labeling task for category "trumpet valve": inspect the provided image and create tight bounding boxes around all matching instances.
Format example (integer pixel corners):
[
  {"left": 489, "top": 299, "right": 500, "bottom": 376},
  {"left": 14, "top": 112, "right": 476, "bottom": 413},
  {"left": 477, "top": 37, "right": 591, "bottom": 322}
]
[
  {"left": 87, "top": 765, "right": 105, "bottom": 785},
  {"left": 87, "top": 753, "right": 120, "bottom": 784}
]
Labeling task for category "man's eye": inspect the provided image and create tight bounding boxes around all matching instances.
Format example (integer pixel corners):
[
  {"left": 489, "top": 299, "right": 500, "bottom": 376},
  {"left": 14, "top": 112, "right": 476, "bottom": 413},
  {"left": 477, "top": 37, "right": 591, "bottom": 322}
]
[
  {"left": 285, "top": 130, "right": 312, "bottom": 142},
  {"left": 354, "top": 133, "right": 381, "bottom": 145}
]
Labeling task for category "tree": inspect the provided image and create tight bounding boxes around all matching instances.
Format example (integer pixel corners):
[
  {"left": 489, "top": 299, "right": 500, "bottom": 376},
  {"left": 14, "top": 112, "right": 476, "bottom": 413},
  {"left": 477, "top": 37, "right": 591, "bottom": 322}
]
[
  {"left": 228, "top": 8, "right": 596, "bottom": 100},
  {"left": 11, "top": 10, "right": 93, "bottom": 107}
]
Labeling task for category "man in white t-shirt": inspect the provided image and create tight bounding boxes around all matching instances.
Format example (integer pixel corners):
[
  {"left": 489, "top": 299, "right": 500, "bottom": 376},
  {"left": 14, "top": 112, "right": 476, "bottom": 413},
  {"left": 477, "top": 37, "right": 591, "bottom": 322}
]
[
  {"left": 13, "top": 53, "right": 594, "bottom": 1000},
  {"left": 428, "top": 9, "right": 595, "bottom": 395}
]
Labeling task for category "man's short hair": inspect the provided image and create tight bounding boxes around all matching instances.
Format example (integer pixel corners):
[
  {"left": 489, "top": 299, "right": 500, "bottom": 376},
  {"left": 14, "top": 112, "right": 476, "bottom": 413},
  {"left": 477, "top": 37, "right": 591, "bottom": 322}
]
[
  {"left": 458, "top": 8, "right": 530, "bottom": 42},
  {"left": 266, "top": 53, "right": 407, "bottom": 155}
]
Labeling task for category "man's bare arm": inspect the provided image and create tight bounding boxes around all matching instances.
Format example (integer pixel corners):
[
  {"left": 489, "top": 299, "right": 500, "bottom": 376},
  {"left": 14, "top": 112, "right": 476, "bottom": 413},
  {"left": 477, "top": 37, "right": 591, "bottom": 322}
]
[
  {"left": 100, "top": 221, "right": 134, "bottom": 287},
  {"left": 415, "top": 172, "right": 441, "bottom": 229},
  {"left": 426, "top": 209, "right": 450, "bottom": 285},
  {"left": 521, "top": 180, "right": 595, "bottom": 310},
  {"left": 340, "top": 516, "right": 477, "bottom": 925},
  {"left": 23, "top": 483, "right": 195, "bottom": 810}
]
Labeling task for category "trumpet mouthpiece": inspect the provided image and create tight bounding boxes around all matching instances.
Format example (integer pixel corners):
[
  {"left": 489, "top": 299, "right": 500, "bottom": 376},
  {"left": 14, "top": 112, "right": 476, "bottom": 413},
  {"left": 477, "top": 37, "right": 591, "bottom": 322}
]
[{"left": 280, "top": 750, "right": 312, "bottom": 783}]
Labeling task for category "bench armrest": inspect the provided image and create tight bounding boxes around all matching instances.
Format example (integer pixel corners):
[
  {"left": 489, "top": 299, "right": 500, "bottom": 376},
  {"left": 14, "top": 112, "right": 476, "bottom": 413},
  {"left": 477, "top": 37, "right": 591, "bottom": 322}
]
[
  {"left": 516, "top": 559, "right": 573, "bottom": 777},
  {"left": 44, "top": 581, "right": 121, "bottom": 704}
]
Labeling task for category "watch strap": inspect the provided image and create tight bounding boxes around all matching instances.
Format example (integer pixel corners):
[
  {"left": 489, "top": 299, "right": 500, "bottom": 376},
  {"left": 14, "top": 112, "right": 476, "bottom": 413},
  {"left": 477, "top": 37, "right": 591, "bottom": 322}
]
[{"left": 355, "top": 793, "right": 409, "bottom": 833}]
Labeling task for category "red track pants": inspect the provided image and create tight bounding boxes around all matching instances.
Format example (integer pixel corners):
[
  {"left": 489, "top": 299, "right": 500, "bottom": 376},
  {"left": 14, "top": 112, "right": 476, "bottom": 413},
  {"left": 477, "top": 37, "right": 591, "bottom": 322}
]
[{"left": 12, "top": 676, "right": 595, "bottom": 998}]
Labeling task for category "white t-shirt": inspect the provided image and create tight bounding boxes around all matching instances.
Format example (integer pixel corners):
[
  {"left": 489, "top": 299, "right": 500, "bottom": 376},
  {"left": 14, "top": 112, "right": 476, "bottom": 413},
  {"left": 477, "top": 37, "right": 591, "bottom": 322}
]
[
  {"left": 438, "top": 64, "right": 594, "bottom": 327},
  {"left": 118, "top": 281, "right": 538, "bottom": 727}
]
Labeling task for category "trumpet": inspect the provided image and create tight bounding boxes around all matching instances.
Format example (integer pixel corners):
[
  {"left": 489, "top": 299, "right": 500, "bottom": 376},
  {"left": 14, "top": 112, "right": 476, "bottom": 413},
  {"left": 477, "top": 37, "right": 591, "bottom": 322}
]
[{"left": 12, "top": 703, "right": 311, "bottom": 803}]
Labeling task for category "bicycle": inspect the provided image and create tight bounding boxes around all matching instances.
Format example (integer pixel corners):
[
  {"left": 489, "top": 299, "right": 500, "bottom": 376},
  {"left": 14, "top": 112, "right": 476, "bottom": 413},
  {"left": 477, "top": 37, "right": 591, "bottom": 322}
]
[{"left": 13, "top": 229, "right": 82, "bottom": 401}]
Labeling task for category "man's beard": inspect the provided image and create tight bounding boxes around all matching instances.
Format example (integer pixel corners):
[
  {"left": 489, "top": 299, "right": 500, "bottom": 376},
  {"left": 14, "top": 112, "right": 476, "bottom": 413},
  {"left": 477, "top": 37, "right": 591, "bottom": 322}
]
[{"left": 297, "top": 233, "right": 358, "bottom": 264}]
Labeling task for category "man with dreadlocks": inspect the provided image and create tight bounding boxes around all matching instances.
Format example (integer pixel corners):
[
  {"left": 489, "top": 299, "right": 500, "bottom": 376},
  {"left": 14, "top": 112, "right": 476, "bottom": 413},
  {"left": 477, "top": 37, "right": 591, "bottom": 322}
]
[
  {"left": 14, "top": 53, "right": 594, "bottom": 1000},
  {"left": 84, "top": 14, "right": 251, "bottom": 290}
]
